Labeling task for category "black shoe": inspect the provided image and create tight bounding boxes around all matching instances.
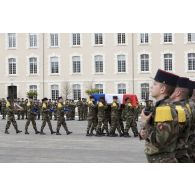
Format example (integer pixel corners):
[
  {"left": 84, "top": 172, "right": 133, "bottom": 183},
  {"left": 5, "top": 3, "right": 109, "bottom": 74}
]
[
  {"left": 124, "top": 133, "right": 131, "bottom": 137},
  {"left": 66, "top": 131, "right": 72, "bottom": 135},
  {"left": 25, "top": 131, "right": 29, "bottom": 135},
  {"left": 35, "top": 131, "right": 40, "bottom": 134},
  {"left": 134, "top": 134, "right": 138, "bottom": 137},
  {"left": 56, "top": 132, "right": 61, "bottom": 135},
  {"left": 40, "top": 132, "right": 46, "bottom": 135},
  {"left": 5, "top": 131, "right": 9, "bottom": 134},
  {"left": 16, "top": 130, "right": 22, "bottom": 134},
  {"left": 51, "top": 131, "right": 56, "bottom": 134},
  {"left": 119, "top": 133, "right": 124, "bottom": 137},
  {"left": 86, "top": 133, "right": 90, "bottom": 136}
]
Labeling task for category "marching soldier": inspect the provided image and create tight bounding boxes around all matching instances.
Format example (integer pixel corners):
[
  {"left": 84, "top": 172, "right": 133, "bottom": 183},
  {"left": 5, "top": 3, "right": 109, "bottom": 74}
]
[
  {"left": 86, "top": 95, "right": 98, "bottom": 136},
  {"left": 25, "top": 97, "right": 40, "bottom": 134},
  {"left": 24, "top": 99, "right": 28, "bottom": 119},
  {"left": 4, "top": 97, "right": 22, "bottom": 134},
  {"left": 53, "top": 100, "right": 58, "bottom": 120},
  {"left": 17, "top": 98, "right": 21, "bottom": 120},
  {"left": 56, "top": 96, "right": 72, "bottom": 135},
  {"left": 139, "top": 69, "right": 179, "bottom": 163},
  {"left": 82, "top": 98, "right": 88, "bottom": 120},
  {"left": 109, "top": 96, "right": 123, "bottom": 137},
  {"left": 20, "top": 98, "right": 26, "bottom": 120},
  {"left": 40, "top": 98, "right": 56, "bottom": 135},
  {"left": 76, "top": 98, "right": 83, "bottom": 121},
  {"left": 123, "top": 97, "right": 139, "bottom": 137},
  {"left": 48, "top": 99, "right": 53, "bottom": 120}
]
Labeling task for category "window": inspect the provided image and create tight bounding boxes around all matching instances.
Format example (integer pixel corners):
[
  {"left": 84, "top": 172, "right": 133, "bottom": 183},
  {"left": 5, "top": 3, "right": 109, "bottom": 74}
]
[
  {"left": 72, "top": 33, "right": 80, "bottom": 46},
  {"left": 141, "top": 83, "right": 149, "bottom": 100},
  {"left": 188, "top": 53, "right": 195, "bottom": 71},
  {"left": 50, "top": 33, "right": 59, "bottom": 47},
  {"left": 73, "top": 84, "right": 81, "bottom": 100},
  {"left": 94, "top": 55, "right": 103, "bottom": 73},
  {"left": 164, "top": 53, "right": 172, "bottom": 71},
  {"left": 117, "top": 33, "right": 126, "bottom": 44},
  {"left": 29, "top": 57, "right": 37, "bottom": 74},
  {"left": 50, "top": 57, "right": 59, "bottom": 74},
  {"left": 94, "top": 33, "right": 103, "bottom": 45},
  {"left": 8, "top": 58, "right": 16, "bottom": 75},
  {"left": 29, "top": 85, "right": 37, "bottom": 93},
  {"left": 118, "top": 83, "right": 126, "bottom": 94},
  {"left": 140, "top": 54, "right": 149, "bottom": 72},
  {"left": 117, "top": 55, "right": 126, "bottom": 72},
  {"left": 8, "top": 33, "right": 16, "bottom": 48},
  {"left": 72, "top": 56, "right": 81, "bottom": 73},
  {"left": 164, "top": 33, "right": 172, "bottom": 43},
  {"left": 51, "top": 85, "right": 59, "bottom": 100},
  {"left": 188, "top": 33, "right": 195, "bottom": 42},
  {"left": 95, "top": 84, "right": 104, "bottom": 94},
  {"left": 29, "top": 33, "right": 37, "bottom": 48},
  {"left": 140, "top": 33, "right": 149, "bottom": 44}
]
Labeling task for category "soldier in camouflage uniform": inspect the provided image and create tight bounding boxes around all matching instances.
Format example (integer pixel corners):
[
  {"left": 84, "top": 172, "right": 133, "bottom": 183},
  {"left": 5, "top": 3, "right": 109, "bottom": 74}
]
[
  {"left": 86, "top": 95, "right": 98, "bottom": 136},
  {"left": 109, "top": 96, "right": 123, "bottom": 137},
  {"left": 17, "top": 98, "right": 21, "bottom": 120},
  {"left": 24, "top": 99, "right": 28, "bottom": 119},
  {"left": 139, "top": 69, "right": 179, "bottom": 163},
  {"left": 20, "top": 98, "right": 26, "bottom": 120},
  {"left": 56, "top": 96, "right": 72, "bottom": 135},
  {"left": 40, "top": 98, "right": 56, "bottom": 135},
  {"left": 82, "top": 98, "right": 88, "bottom": 120},
  {"left": 4, "top": 97, "right": 22, "bottom": 134},
  {"left": 96, "top": 97, "right": 109, "bottom": 136},
  {"left": 123, "top": 97, "right": 138, "bottom": 137},
  {"left": 25, "top": 97, "right": 40, "bottom": 134},
  {"left": 53, "top": 100, "right": 58, "bottom": 120},
  {"left": 70, "top": 100, "right": 76, "bottom": 120},
  {"left": 1, "top": 98, "right": 7, "bottom": 119},
  {"left": 48, "top": 99, "right": 53, "bottom": 120},
  {"left": 65, "top": 99, "right": 71, "bottom": 120},
  {"left": 188, "top": 80, "right": 195, "bottom": 162},
  {"left": 76, "top": 98, "right": 83, "bottom": 121},
  {"left": 169, "top": 77, "right": 192, "bottom": 162}
]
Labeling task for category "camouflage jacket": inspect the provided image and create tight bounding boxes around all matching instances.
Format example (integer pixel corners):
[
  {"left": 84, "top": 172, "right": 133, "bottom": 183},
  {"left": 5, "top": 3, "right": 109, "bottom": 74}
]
[
  {"left": 97, "top": 101, "right": 108, "bottom": 118},
  {"left": 87, "top": 100, "right": 97, "bottom": 119},
  {"left": 142, "top": 97, "right": 179, "bottom": 156},
  {"left": 41, "top": 102, "right": 50, "bottom": 118},
  {"left": 6, "top": 101, "right": 15, "bottom": 116},
  {"left": 122, "top": 103, "right": 135, "bottom": 120},
  {"left": 57, "top": 102, "right": 65, "bottom": 118},
  {"left": 110, "top": 101, "right": 120, "bottom": 118}
]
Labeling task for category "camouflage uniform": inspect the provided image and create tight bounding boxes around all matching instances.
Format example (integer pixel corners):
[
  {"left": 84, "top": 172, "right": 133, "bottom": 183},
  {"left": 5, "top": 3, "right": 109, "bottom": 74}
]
[
  {"left": 70, "top": 100, "right": 76, "bottom": 120},
  {"left": 5, "top": 100, "right": 22, "bottom": 134},
  {"left": 101, "top": 105, "right": 111, "bottom": 135},
  {"left": 53, "top": 101, "right": 58, "bottom": 120},
  {"left": 20, "top": 99, "right": 26, "bottom": 120},
  {"left": 109, "top": 100, "right": 123, "bottom": 137},
  {"left": 86, "top": 100, "right": 98, "bottom": 136},
  {"left": 56, "top": 101, "right": 72, "bottom": 135},
  {"left": 123, "top": 102, "right": 138, "bottom": 137},
  {"left": 17, "top": 98, "right": 21, "bottom": 120},
  {"left": 76, "top": 99, "right": 83, "bottom": 121},
  {"left": 25, "top": 100, "right": 40, "bottom": 134},
  {"left": 141, "top": 97, "right": 179, "bottom": 163},
  {"left": 96, "top": 100, "right": 109, "bottom": 136},
  {"left": 82, "top": 99, "right": 88, "bottom": 120},
  {"left": 40, "top": 101, "right": 55, "bottom": 134},
  {"left": 48, "top": 100, "right": 53, "bottom": 120}
]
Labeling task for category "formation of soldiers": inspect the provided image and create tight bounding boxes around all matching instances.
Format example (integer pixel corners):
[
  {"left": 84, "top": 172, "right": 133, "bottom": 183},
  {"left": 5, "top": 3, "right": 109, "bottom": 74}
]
[
  {"left": 0, "top": 97, "right": 89, "bottom": 121},
  {"left": 139, "top": 69, "right": 195, "bottom": 163}
]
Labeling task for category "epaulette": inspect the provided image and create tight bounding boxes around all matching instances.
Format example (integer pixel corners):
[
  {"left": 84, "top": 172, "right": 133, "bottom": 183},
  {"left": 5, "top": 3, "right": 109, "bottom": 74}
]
[
  {"left": 111, "top": 102, "right": 117, "bottom": 107},
  {"left": 98, "top": 102, "right": 103, "bottom": 107},
  {"left": 6, "top": 101, "right": 10, "bottom": 108},
  {"left": 58, "top": 103, "right": 62, "bottom": 108},
  {"left": 175, "top": 105, "right": 186, "bottom": 123},
  {"left": 42, "top": 103, "right": 46, "bottom": 109},
  {"left": 154, "top": 105, "right": 173, "bottom": 122},
  {"left": 128, "top": 103, "right": 132, "bottom": 107}
]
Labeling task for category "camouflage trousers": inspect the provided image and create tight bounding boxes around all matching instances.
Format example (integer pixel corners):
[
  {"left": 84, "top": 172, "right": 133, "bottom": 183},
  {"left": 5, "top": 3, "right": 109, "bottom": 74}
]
[
  {"left": 2, "top": 109, "right": 6, "bottom": 119},
  {"left": 5, "top": 115, "right": 19, "bottom": 132},
  {"left": 25, "top": 114, "right": 38, "bottom": 132},
  {"left": 56, "top": 116, "right": 69, "bottom": 133},
  {"left": 40, "top": 116, "right": 53, "bottom": 133},
  {"left": 124, "top": 117, "right": 138, "bottom": 135},
  {"left": 97, "top": 117, "right": 108, "bottom": 133},
  {"left": 187, "top": 134, "right": 195, "bottom": 162},
  {"left": 78, "top": 109, "right": 83, "bottom": 120},
  {"left": 146, "top": 153, "right": 177, "bottom": 163},
  {"left": 110, "top": 116, "right": 122, "bottom": 135},
  {"left": 175, "top": 149, "right": 192, "bottom": 163},
  {"left": 86, "top": 117, "right": 98, "bottom": 133}
]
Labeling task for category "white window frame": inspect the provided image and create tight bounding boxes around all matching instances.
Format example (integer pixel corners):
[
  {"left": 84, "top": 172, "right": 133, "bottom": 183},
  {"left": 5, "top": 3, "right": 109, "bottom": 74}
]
[
  {"left": 7, "top": 33, "right": 17, "bottom": 49},
  {"left": 140, "top": 83, "right": 150, "bottom": 101},
  {"left": 187, "top": 33, "right": 195, "bottom": 43},
  {"left": 49, "top": 33, "right": 60, "bottom": 48},
  {"left": 161, "top": 33, "right": 175, "bottom": 44},
  {"left": 72, "top": 84, "right": 81, "bottom": 100},
  {"left": 117, "top": 83, "right": 127, "bottom": 94},
  {"left": 93, "top": 33, "right": 104, "bottom": 46},
  {"left": 95, "top": 83, "right": 104, "bottom": 94},
  {"left": 72, "top": 33, "right": 81, "bottom": 46},
  {"left": 28, "top": 33, "right": 38, "bottom": 48},
  {"left": 29, "top": 57, "right": 38, "bottom": 75},
  {"left": 92, "top": 54, "right": 105, "bottom": 74},
  {"left": 72, "top": 56, "right": 81, "bottom": 74},
  {"left": 137, "top": 51, "right": 152, "bottom": 74},
  {"left": 117, "top": 54, "right": 127, "bottom": 73},
  {"left": 117, "top": 33, "right": 126, "bottom": 45},
  {"left": 48, "top": 54, "right": 61, "bottom": 75},
  {"left": 50, "top": 84, "right": 59, "bottom": 100},
  {"left": 8, "top": 57, "right": 17, "bottom": 75}
]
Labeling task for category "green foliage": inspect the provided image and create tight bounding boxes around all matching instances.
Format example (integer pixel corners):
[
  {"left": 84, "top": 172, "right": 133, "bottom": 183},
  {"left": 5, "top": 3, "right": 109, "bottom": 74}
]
[
  {"left": 26, "top": 91, "right": 38, "bottom": 98},
  {"left": 85, "top": 88, "right": 101, "bottom": 95}
]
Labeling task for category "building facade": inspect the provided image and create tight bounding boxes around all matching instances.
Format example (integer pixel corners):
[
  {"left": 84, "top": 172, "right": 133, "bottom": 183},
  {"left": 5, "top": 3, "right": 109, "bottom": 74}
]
[{"left": 0, "top": 33, "right": 195, "bottom": 101}]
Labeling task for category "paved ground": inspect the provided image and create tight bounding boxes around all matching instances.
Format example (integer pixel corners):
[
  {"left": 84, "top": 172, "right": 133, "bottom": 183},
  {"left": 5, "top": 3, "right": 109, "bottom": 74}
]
[{"left": 0, "top": 117, "right": 146, "bottom": 163}]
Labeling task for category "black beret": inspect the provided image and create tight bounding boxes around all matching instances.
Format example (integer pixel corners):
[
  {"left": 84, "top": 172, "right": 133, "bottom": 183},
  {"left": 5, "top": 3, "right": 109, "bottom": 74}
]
[
  {"left": 7, "top": 97, "right": 10, "bottom": 100},
  {"left": 58, "top": 96, "right": 63, "bottom": 100},
  {"left": 176, "top": 77, "right": 189, "bottom": 88},
  {"left": 154, "top": 69, "right": 179, "bottom": 87},
  {"left": 42, "top": 97, "right": 48, "bottom": 102},
  {"left": 188, "top": 80, "right": 195, "bottom": 89},
  {"left": 113, "top": 96, "right": 118, "bottom": 99},
  {"left": 28, "top": 96, "right": 33, "bottom": 99},
  {"left": 89, "top": 95, "right": 93, "bottom": 99}
]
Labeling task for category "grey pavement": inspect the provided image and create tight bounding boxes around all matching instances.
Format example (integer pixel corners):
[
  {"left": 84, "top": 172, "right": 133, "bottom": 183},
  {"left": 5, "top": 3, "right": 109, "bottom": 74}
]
[{"left": 0, "top": 118, "right": 146, "bottom": 163}]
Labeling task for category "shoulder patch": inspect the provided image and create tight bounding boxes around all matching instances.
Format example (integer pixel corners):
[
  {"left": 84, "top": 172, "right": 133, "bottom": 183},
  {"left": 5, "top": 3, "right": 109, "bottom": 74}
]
[
  {"left": 112, "top": 102, "right": 117, "bottom": 107},
  {"left": 42, "top": 103, "right": 46, "bottom": 108},
  {"left": 27, "top": 102, "right": 31, "bottom": 106},
  {"left": 98, "top": 102, "right": 103, "bottom": 107},
  {"left": 154, "top": 106, "right": 173, "bottom": 122},
  {"left": 6, "top": 101, "right": 10, "bottom": 108},
  {"left": 58, "top": 103, "right": 62, "bottom": 108},
  {"left": 175, "top": 105, "right": 186, "bottom": 123}
]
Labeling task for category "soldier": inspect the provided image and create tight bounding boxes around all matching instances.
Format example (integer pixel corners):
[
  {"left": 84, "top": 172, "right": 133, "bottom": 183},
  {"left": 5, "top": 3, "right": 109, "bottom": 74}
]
[
  {"left": 109, "top": 96, "right": 123, "bottom": 137},
  {"left": 123, "top": 97, "right": 139, "bottom": 137},
  {"left": 4, "top": 97, "right": 22, "bottom": 134},
  {"left": 24, "top": 99, "right": 28, "bottom": 119},
  {"left": 56, "top": 96, "right": 72, "bottom": 135},
  {"left": 48, "top": 99, "right": 53, "bottom": 120},
  {"left": 139, "top": 69, "right": 179, "bottom": 163},
  {"left": 76, "top": 97, "right": 83, "bottom": 121},
  {"left": 17, "top": 98, "right": 21, "bottom": 120},
  {"left": 96, "top": 97, "right": 109, "bottom": 136},
  {"left": 83, "top": 98, "right": 88, "bottom": 120},
  {"left": 25, "top": 97, "right": 40, "bottom": 134},
  {"left": 101, "top": 104, "right": 111, "bottom": 136},
  {"left": 1, "top": 98, "right": 7, "bottom": 119},
  {"left": 40, "top": 98, "right": 56, "bottom": 135},
  {"left": 169, "top": 77, "right": 192, "bottom": 162},
  {"left": 86, "top": 95, "right": 98, "bottom": 136},
  {"left": 53, "top": 100, "right": 58, "bottom": 120},
  {"left": 70, "top": 100, "right": 76, "bottom": 120},
  {"left": 65, "top": 99, "right": 71, "bottom": 120}
]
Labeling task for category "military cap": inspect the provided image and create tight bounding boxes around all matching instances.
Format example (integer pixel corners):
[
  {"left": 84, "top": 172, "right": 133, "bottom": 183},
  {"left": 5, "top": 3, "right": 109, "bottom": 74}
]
[
  {"left": 28, "top": 96, "right": 33, "bottom": 99},
  {"left": 113, "top": 96, "right": 118, "bottom": 99},
  {"left": 176, "top": 77, "right": 189, "bottom": 88},
  {"left": 188, "top": 80, "right": 195, "bottom": 89},
  {"left": 58, "top": 96, "right": 63, "bottom": 100},
  {"left": 42, "top": 97, "right": 48, "bottom": 102},
  {"left": 7, "top": 96, "right": 10, "bottom": 100},
  {"left": 89, "top": 95, "right": 93, "bottom": 99},
  {"left": 154, "top": 69, "right": 179, "bottom": 87},
  {"left": 125, "top": 97, "right": 130, "bottom": 101}
]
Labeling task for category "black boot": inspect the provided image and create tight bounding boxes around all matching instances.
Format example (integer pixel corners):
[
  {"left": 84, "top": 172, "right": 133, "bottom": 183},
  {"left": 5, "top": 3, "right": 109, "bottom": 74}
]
[
  {"left": 25, "top": 130, "right": 29, "bottom": 135},
  {"left": 16, "top": 130, "right": 22, "bottom": 134},
  {"left": 51, "top": 131, "right": 56, "bottom": 134},
  {"left": 40, "top": 130, "right": 46, "bottom": 135},
  {"left": 66, "top": 131, "right": 72, "bottom": 135},
  {"left": 56, "top": 131, "right": 61, "bottom": 135},
  {"left": 86, "top": 130, "right": 90, "bottom": 136},
  {"left": 5, "top": 130, "right": 9, "bottom": 134}
]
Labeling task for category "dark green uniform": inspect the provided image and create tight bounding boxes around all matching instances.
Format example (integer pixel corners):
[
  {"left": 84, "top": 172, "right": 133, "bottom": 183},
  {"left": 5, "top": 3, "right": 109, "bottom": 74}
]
[
  {"left": 1, "top": 99, "right": 6, "bottom": 119},
  {"left": 76, "top": 99, "right": 83, "bottom": 121}
]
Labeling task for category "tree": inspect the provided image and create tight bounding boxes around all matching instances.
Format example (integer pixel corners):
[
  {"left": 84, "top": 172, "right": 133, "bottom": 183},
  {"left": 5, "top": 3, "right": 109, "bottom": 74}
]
[
  {"left": 26, "top": 91, "right": 38, "bottom": 99},
  {"left": 85, "top": 88, "right": 101, "bottom": 95},
  {"left": 62, "top": 82, "right": 72, "bottom": 100}
]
